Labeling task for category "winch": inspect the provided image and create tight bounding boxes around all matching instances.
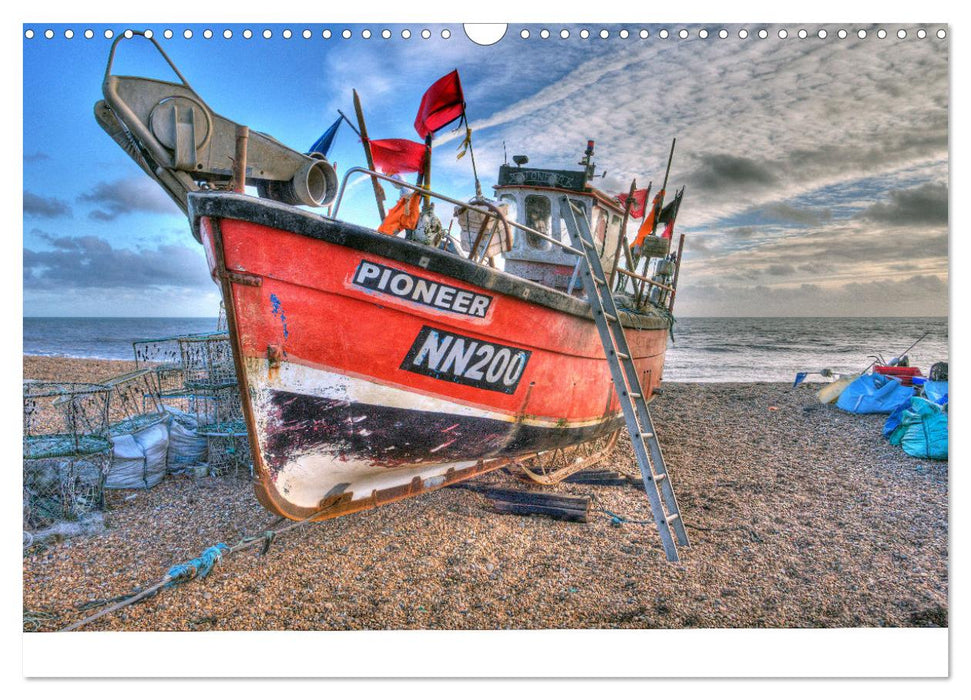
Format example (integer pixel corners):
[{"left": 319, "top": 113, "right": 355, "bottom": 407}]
[{"left": 94, "top": 32, "right": 338, "bottom": 231}]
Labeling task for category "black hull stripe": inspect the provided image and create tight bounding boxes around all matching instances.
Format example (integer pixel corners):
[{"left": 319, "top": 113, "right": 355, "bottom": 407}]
[{"left": 260, "top": 389, "right": 622, "bottom": 474}]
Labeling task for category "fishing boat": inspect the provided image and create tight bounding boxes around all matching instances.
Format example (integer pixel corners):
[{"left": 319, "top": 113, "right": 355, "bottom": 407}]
[{"left": 95, "top": 34, "right": 685, "bottom": 523}]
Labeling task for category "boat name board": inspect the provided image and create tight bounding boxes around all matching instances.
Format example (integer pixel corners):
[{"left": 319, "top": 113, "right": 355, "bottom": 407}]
[
  {"left": 353, "top": 260, "right": 492, "bottom": 318},
  {"left": 401, "top": 326, "right": 531, "bottom": 394}
]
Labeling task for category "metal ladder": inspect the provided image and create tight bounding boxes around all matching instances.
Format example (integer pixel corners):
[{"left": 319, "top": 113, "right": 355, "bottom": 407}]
[{"left": 559, "top": 197, "right": 689, "bottom": 562}]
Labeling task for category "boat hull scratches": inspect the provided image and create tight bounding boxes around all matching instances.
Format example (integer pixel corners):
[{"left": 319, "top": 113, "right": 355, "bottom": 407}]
[{"left": 261, "top": 388, "right": 622, "bottom": 475}]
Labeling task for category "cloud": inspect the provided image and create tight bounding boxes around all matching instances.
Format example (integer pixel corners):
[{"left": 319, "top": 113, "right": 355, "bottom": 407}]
[
  {"left": 684, "top": 153, "right": 778, "bottom": 194},
  {"left": 23, "top": 191, "right": 72, "bottom": 218},
  {"left": 765, "top": 263, "right": 796, "bottom": 276},
  {"left": 676, "top": 274, "right": 948, "bottom": 317},
  {"left": 859, "top": 182, "right": 948, "bottom": 226},
  {"left": 78, "top": 178, "right": 181, "bottom": 221},
  {"left": 23, "top": 235, "right": 211, "bottom": 291},
  {"left": 761, "top": 203, "right": 832, "bottom": 226}
]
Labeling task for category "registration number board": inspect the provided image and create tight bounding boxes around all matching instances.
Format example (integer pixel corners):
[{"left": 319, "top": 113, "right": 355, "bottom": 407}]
[{"left": 401, "top": 326, "right": 531, "bottom": 394}]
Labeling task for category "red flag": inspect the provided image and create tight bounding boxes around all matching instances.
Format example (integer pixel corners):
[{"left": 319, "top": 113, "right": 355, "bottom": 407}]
[
  {"left": 632, "top": 189, "right": 665, "bottom": 247},
  {"left": 366, "top": 138, "right": 428, "bottom": 175},
  {"left": 414, "top": 70, "right": 465, "bottom": 139},
  {"left": 614, "top": 188, "right": 650, "bottom": 218}
]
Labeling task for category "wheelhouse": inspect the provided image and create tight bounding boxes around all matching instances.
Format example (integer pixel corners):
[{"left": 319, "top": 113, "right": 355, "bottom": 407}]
[{"left": 496, "top": 163, "right": 628, "bottom": 293}]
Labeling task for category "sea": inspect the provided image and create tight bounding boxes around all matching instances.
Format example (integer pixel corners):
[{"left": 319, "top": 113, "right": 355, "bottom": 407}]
[{"left": 23, "top": 316, "right": 949, "bottom": 383}]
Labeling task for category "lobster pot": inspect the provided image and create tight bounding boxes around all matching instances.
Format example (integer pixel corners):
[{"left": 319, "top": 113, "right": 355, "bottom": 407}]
[
  {"left": 133, "top": 336, "right": 187, "bottom": 394},
  {"left": 103, "top": 369, "right": 166, "bottom": 434},
  {"left": 454, "top": 202, "right": 510, "bottom": 259},
  {"left": 24, "top": 381, "right": 110, "bottom": 446},
  {"left": 133, "top": 336, "right": 181, "bottom": 367},
  {"left": 190, "top": 386, "right": 243, "bottom": 427},
  {"left": 201, "top": 422, "right": 252, "bottom": 479},
  {"left": 24, "top": 446, "right": 111, "bottom": 529},
  {"left": 178, "top": 333, "right": 236, "bottom": 389}
]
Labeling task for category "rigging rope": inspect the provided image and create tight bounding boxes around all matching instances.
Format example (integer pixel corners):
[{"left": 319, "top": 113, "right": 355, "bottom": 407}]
[{"left": 58, "top": 508, "right": 328, "bottom": 632}]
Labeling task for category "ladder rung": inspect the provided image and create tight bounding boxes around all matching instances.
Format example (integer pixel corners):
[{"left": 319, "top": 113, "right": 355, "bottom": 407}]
[
  {"left": 640, "top": 431, "right": 654, "bottom": 439},
  {"left": 581, "top": 238, "right": 595, "bottom": 249},
  {"left": 602, "top": 311, "right": 617, "bottom": 322},
  {"left": 652, "top": 472, "right": 667, "bottom": 482},
  {"left": 593, "top": 275, "right": 607, "bottom": 286},
  {"left": 614, "top": 351, "right": 630, "bottom": 360},
  {"left": 666, "top": 512, "right": 681, "bottom": 524},
  {"left": 627, "top": 392, "right": 642, "bottom": 399}
]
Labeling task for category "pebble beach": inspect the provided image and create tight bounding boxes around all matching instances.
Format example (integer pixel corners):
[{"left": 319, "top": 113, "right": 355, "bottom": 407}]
[{"left": 23, "top": 355, "right": 948, "bottom": 632}]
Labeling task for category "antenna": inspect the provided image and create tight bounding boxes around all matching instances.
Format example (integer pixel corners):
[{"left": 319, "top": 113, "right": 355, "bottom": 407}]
[{"left": 503, "top": 140, "right": 508, "bottom": 165}]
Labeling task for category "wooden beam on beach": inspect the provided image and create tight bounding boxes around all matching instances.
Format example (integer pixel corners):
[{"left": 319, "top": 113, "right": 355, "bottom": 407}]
[
  {"left": 564, "top": 469, "right": 633, "bottom": 487},
  {"left": 451, "top": 484, "right": 591, "bottom": 522},
  {"left": 487, "top": 490, "right": 591, "bottom": 523}
]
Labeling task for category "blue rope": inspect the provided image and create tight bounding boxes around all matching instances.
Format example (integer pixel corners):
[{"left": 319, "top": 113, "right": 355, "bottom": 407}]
[{"left": 165, "top": 543, "right": 229, "bottom": 588}]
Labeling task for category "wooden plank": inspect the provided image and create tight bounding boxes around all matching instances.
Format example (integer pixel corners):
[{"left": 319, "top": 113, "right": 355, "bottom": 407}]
[
  {"left": 491, "top": 500, "right": 589, "bottom": 523},
  {"left": 564, "top": 470, "right": 630, "bottom": 486},
  {"left": 476, "top": 487, "right": 590, "bottom": 510}
]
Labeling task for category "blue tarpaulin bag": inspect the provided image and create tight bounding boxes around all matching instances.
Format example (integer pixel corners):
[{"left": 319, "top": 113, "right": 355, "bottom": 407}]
[
  {"left": 922, "top": 380, "right": 949, "bottom": 406},
  {"left": 883, "top": 398, "right": 913, "bottom": 438},
  {"left": 889, "top": 397, "right": 948, "bottom": 460},
  {"left": 836, "top": 373, "right": 915, "bottom": 414}
]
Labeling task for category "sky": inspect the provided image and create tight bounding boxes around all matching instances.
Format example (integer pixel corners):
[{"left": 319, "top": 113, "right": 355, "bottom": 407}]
[{"left": 21, "top": 22, "right": 949, "bottom": 317}]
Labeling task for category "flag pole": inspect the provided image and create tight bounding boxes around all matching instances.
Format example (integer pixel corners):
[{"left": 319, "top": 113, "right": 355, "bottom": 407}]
[
  {"left": 610, "top": 179, "right": 638, "bottom": 289},
  {"left": 630, "top": 179, "right": 653, "bottom": 279},
  {"left": 652, "top": 137, "right": 676, "bottom": 237},
  {"left": 352, "top": 89, "right": 387, "bottom": 221},
  {"left": 337, "top": 110, "right": 362, "bottom": 137},
  {"left": 668, "top": 231, "right": 686, "bottom": 314},
  {"left": 421, "top": 134, "right": 433, "bottom": 208},
  {"left": 462, "top": 108, "right": 483, "bottom": 198}
]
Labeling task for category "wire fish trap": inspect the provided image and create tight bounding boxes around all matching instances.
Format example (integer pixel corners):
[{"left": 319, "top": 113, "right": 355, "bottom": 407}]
[
  {"left": 24, "top": 448, "right": 112, "bottom": 529},
  {"left": 23, "top": 382, "right": 112, "bottom": 529},
  {"left": 101, "top": 369, "right": 166, "bottom": 436},
  {"left": 24, "top": 382, "right": 111, "bottom": 453},
  {"left": 199, "top": 420, "right": 252, "bottom": 479},
  {"left": 178, "top": 332, "right": 237, "bottom": 390},
  {"left": 132, "top": 334, "right": 186, "bottom": 392},
  {"left": 189, "top": 386, "right": 243, "bottom": 427}
]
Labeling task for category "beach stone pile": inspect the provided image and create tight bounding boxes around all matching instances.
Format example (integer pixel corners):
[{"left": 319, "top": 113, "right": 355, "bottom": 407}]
[{"left": 22, "top": 357, "right": 948, "bottom": 631}]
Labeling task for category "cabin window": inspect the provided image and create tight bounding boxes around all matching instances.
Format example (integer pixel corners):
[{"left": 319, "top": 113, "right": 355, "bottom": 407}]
[{"left": 524, "top": 194, "right": 551, "bottom": 249}]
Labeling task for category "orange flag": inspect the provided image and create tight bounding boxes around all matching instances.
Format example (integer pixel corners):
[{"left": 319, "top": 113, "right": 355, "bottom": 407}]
[
  {"left": 378, "top": 191, "right": 423, "bottom": 235},
  {"left": 632, "top": 189, "right": 665, "bottom": 247}
]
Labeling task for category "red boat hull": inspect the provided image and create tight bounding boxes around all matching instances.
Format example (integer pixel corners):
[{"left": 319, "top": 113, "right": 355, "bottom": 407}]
[{"left": 190, "top": 193, "right": 671, "bottom": 521}]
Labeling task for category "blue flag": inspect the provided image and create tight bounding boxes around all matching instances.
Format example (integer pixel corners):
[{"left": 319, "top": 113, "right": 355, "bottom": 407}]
[
  {"left": 308, "top": 117, "right": 342, "bottom": 157},
  {"left": 793, "top": 372, "right": 808, "bottom": 388}
]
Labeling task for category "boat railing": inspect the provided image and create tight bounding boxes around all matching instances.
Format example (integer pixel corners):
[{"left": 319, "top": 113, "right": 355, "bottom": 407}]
[
  {"left": 613, "top": 266, "right": 676, "bottom": 308},
  {"left": 332, "top": 168, "right": 679, "bottom": 312},
  {"left": 332, "top": 167, "right": 584, "bottom": 262}
]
